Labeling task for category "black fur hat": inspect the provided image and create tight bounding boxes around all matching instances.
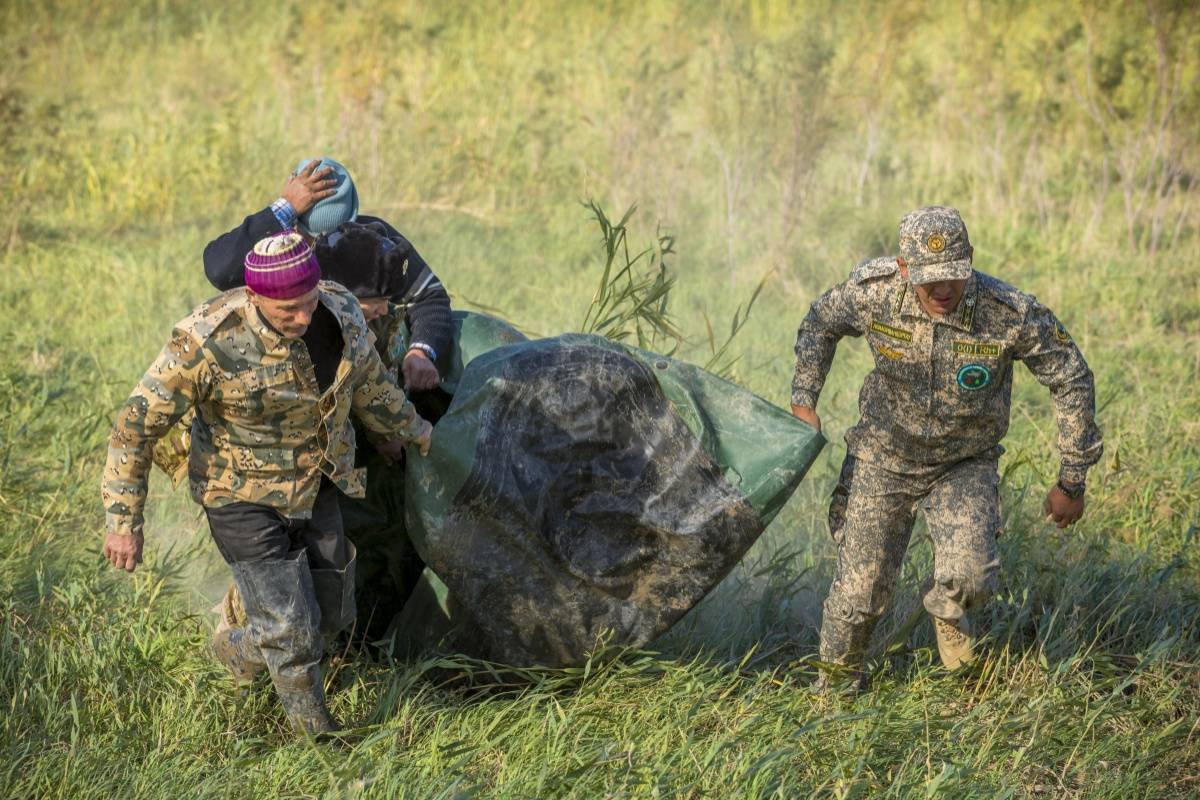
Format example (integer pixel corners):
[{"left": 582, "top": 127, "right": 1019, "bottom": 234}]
[{"left": 314, "top": 221, "right": 422, "bottom": 300}]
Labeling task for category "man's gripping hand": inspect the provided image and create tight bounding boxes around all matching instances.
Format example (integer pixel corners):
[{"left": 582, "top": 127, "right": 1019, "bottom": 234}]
[
  {"left": 282, "top": 159, "right": 336, "bottom": 217},
  {"left": 103, "top": 532, "right": 144, "bottom": 573},
  {"left": 376, "top": 418, "right": 434, "bottom": 461},
  {"left": 791, "top": 404, "right": 822, "bottom": 432},
  {"left": 1044, "top": 484, "right": 1085, "bottom": 529},
  {"left": 402, "top": 349, "right": 441, "bottom": 391},
  {"left": 410, "top": 418, "right": 434, "bottom": 456}
]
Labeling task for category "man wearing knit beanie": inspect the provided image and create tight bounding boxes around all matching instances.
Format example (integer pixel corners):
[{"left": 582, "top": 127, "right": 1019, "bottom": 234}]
[
  {"left": 101, "top": 231, "right": 433, "bottom": 736},
  {"left": 202, "top": 157, "right": 452, "bottom": 394}
]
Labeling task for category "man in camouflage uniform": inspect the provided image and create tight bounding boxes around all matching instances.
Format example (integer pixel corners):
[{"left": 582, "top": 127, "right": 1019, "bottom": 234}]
[
  {"left": 213, "top": 221, "right": 456, "bottom": 643},
  {"left": 791, "top": 206, "right": 1102, "bottom": 688},
  {"left": 101, "top": 232, "right": 432, "bottom": 734}
]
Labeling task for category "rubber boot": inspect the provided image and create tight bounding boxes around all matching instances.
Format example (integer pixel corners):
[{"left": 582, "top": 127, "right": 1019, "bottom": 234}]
[
  {"left": 211, "top": 583, "right": 265, "bottom": 687},
  {"left": 310, "top": 542, "right": 357, "bottom": 639},
  {"left": 232, "top": 551, "right": 338, "bottom": 735},
  {"left": 218, "top": 582, "right": 248, "bottom": 629},
  {"left": 931, "top": 614, "right": 974, "bottom": 670}
]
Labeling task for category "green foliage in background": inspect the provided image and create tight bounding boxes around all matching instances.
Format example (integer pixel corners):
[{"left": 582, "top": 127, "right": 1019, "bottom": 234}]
[{"left": 1, "top": 0, "right": 1198, "bottom": 797}]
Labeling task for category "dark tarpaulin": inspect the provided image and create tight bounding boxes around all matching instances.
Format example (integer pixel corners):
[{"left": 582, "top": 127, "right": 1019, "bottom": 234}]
[{"left": 377, "top": 313, "right": 825, "bottom": 668}]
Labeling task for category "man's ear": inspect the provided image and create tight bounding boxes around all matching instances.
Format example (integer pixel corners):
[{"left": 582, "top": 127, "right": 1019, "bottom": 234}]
[
  {"left": 968, "top": 246, "right": 974, "bottom": 263},
  {"left": 896, "top": 257, "right": 909, "bottom": 280}
]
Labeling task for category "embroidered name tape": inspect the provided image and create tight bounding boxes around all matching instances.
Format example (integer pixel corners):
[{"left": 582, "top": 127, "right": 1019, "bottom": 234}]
[
  {"left": 951, "top": 340, "right": 1001, "bottom": 357},
  {"left": 870, "top": 321, "right": 913, "bottom": 342}
]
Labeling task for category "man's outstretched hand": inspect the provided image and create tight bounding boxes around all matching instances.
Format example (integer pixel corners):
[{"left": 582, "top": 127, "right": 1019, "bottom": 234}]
[
  {"left": 103, "top": 532, "right": 144, "bottom": 573},
  {"left": 402, "top": 349, "right": 441, "bottom": 391},
  {"left": 282, "top": 159, "right": 336, "bottom": 216},
  {"left": 1044, "top": 484, "right": 1085, "bottom": 529},
  {"left": 791, "top": 404, "right": 822, "bottom": 432}
]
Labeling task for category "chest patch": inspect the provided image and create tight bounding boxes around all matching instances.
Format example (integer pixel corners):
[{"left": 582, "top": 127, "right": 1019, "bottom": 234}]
[
  {"left": 874, "top": 342, "right": 905, "bottom": 361},
  {"left": 951, "top": 340, "right": 1001, "bottom": 357},
  {"left": 870, "top": 321, "right": 913, "bottom": 343},
  {"left": 956, "top": 363, "right": 992, "bottom": 391}
]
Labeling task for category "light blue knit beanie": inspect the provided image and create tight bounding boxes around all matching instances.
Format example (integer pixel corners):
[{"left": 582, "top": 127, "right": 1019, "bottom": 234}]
[{"left": 294, "top": 157, "right": 359, "bottom": 236}]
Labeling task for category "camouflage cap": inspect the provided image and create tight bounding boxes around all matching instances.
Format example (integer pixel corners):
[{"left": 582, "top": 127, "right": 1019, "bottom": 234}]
[{"left": 898, "top": 206, "right": 973, "bottom": 284}]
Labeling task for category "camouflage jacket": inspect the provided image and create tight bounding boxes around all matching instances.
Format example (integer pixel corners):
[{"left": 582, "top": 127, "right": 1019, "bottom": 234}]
[
  {"left": 102, "top": 282, "right": 425, "bottom": 537},
  {"left": 792, "top": 258, "right": 1102, "bottom": 484},
  {"left": 367, "top": 306, "right": 413, "bottom": 375}
]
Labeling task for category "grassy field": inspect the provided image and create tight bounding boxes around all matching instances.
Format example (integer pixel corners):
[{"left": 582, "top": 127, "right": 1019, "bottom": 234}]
[{"left": 2, "top": 0, "right": 1199, "bottom": 796}]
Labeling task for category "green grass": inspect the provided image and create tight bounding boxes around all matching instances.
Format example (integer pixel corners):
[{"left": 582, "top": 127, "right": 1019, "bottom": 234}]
[{"left": 2, "top": 0, "right": 1199, "bottom": 797}]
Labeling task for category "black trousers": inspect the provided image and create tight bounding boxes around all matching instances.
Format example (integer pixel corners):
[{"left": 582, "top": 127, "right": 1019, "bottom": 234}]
[{"left": 204, "top": 479, "right": 349, "bottom": 570}]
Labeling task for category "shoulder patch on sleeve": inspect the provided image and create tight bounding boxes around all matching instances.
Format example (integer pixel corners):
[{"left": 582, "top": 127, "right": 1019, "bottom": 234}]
[
  {"left": 850, "top": 256, "right": 899, "bottom": 284},
  {"left": 1052, "top": 320, "right": 1073, "bottom": 343}
]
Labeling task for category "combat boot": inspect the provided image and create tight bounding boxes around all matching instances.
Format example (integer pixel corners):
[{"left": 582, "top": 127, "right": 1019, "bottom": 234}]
[
  {"left": 931, "top": 614, "right": 974, "bottom": 669},
  {"left": 811, "top": 667, "right": 870, "bottom": 697},
  {"left": 231, "top": 551, "right": 339, "bottom": 736},
  {"left": 815, "top": 604, "right": 875, "bottom": 696}
]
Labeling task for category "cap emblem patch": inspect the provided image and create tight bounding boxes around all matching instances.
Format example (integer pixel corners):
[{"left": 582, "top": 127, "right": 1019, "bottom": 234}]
[
  {"left": 956, "top": 363, "right": 992, "bottom": 391},
  {"left": 927, "top": 233, "right": 946, "bottom": 253}
]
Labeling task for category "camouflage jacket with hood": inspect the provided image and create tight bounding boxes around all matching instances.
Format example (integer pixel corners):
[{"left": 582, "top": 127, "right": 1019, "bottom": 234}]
[
  {"left": 102, "top": 281, "right": 425, "bottom": 537},
  {"left": 792, "top": 258, "right": 1102, "bottom": 485}
]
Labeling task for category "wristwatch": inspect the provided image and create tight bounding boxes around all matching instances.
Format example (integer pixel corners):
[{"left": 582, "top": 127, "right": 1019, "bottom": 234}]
[{"left": 1056, "top": 480, "right": 1086, "bottom": 499}]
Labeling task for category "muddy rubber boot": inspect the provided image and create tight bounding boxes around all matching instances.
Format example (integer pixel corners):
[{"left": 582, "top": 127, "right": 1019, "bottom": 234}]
[
  {"left": 931, "top": 614, "right": 974, "bottom": 670},
  {"left": 232, "top": 551, "right": 338, "bottom": 736},
  {"left": 217, "top": 582, "right": 248, "bottom": 630},
  {"left": 310, "top": 543, "right": 357, "bottom": 639},
  {"left": 211, "top": 583, "right": 265, "bottom": 687},
  {"left": 211, "top": 626, "right": 267, "bottom": 688}
]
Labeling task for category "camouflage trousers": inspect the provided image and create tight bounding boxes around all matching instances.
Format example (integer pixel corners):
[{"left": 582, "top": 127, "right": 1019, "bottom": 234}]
[{"left": 819, "top": 451, "right": 1002, "bottom": 667}]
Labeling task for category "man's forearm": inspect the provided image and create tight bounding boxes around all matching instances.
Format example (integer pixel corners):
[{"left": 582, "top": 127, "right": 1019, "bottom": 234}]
[
  {"left": 101, "top": 335, "right": 206, "bottom": 537},
  {"left": 202, "top": 207, "right": 285, "bottom": 291},
  {"left": 1047, "top": 365, "right": 1103, "bottom": 486},
  {"left": 102, "top": 417, "right": 158, "bottom": 536},
  {"left": 351, "top": 355, "right": 426, "bottom": 441},
  {"left": 405, "top": 282, "right": 454, "bottom": 365},
  {"left": 791, "top": 329, "right": 838, "bottom": 410},
  {"left": 1054, "top": 388, "right": 1103, "bottom": 486},
  {"left": 790, "top": 284, "right": 860, "bottom": 410}
]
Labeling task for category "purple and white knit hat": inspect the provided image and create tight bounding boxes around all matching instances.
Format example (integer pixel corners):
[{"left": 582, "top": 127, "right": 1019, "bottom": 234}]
[{"left": 244, "top": 232, "right": 321, "bottom": 299}]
